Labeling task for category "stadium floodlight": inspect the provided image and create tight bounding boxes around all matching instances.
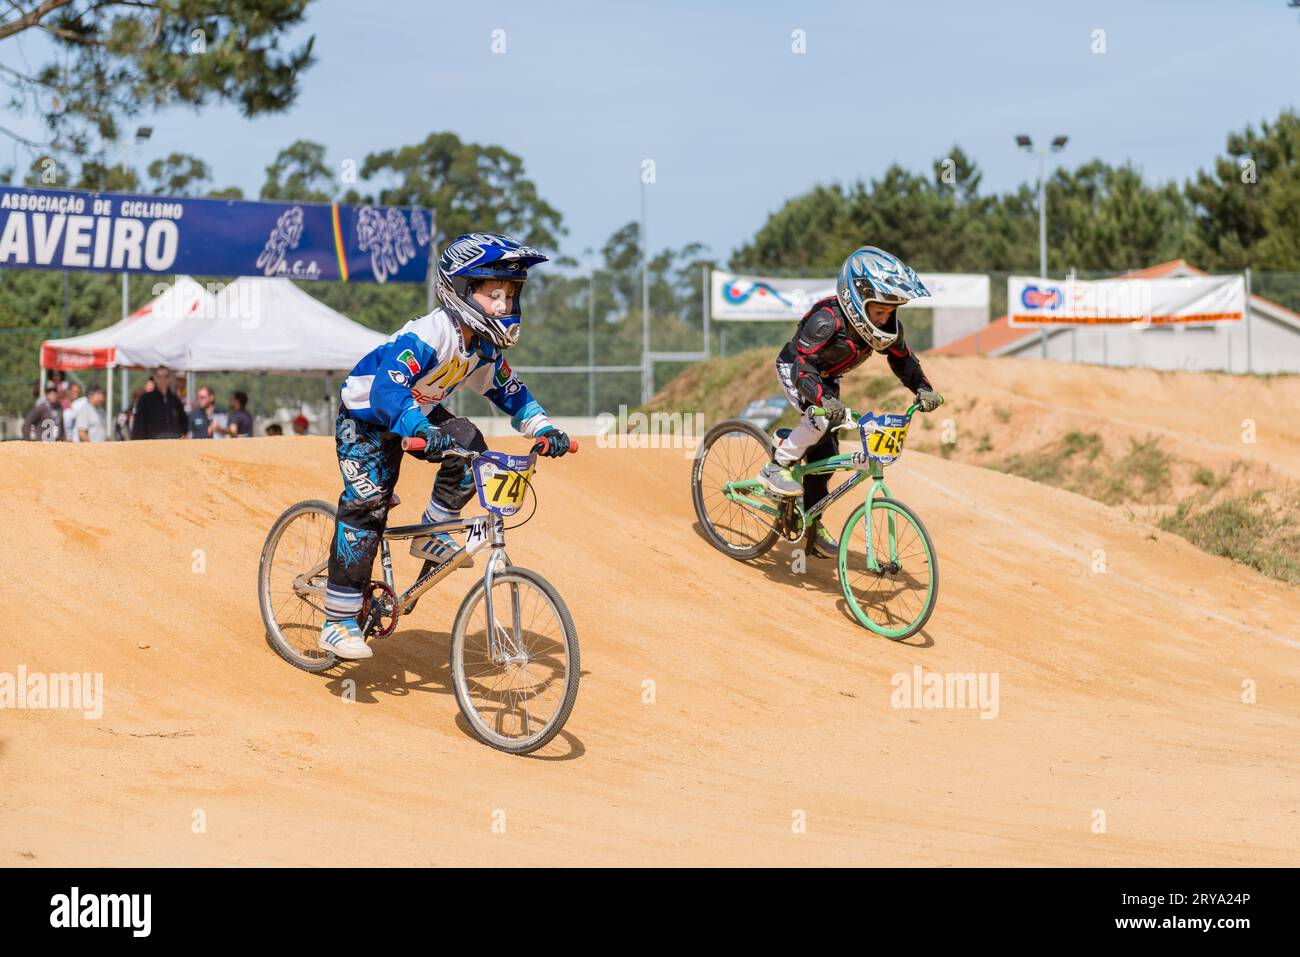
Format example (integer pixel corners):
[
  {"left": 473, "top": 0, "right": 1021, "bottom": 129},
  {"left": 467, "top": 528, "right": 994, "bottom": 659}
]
[
  {"left": 1015, "top": 134, "right": 1033, "bottom": 150},
  {"left": 1051, "top": 135, "right": 1069, "bottom": 151},
  {"left": 135, "top": 126, "right": 153, "bottom": 142}
]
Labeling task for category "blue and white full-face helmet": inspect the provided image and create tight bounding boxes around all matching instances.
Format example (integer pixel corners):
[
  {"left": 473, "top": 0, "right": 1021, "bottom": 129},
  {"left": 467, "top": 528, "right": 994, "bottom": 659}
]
[
  {"left": 836, "top": 246, "right": 930, "bottom": 352},
  {"left": 436, "top": 232, "right": 548, "bottom": 349}
]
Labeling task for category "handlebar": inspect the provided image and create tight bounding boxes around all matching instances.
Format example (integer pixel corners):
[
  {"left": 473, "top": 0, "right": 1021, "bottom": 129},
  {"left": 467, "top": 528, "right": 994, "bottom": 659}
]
[
  {"left": 808, "top": 398, "right": 935, "bottom": 427},
  {"left": 400, "top": 435, "right": 580, "bottom": 457}
]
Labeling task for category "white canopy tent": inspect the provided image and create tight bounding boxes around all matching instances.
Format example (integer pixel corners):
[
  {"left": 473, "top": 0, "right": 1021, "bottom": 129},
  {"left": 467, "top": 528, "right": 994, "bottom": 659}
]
[
  {"left": 41, "top": 276, "right": 214, "bottom": 370},
  {"left": 40, "top": 276, "right": 386, "bottom": 437},
  {"left": 172, "top": 277, "right": 386, "bottom": 373}
]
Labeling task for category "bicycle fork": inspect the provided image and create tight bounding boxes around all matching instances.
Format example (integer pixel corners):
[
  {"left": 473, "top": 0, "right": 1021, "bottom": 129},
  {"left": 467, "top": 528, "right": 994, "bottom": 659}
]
[
  {"left": 480, "top": 521, "right": 527, "bottom": 666},
  {"left": 862, "top": 464, "right": 901, "bottom": 575}
]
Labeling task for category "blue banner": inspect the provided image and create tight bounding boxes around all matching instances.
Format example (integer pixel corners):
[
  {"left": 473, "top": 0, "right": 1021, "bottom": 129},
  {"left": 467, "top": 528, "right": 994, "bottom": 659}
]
[{"left": 0, "top": 185, "right": 433, "bottom": 283}]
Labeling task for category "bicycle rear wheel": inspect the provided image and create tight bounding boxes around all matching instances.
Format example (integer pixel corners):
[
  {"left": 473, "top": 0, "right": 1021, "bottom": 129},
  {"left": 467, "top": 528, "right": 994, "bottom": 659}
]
[
  {"left": 449, "top": 566, "right": 579, "bottom": 755},
  {"left": 258, "top": 500, "right": 339, "bottom": 672},
  {"left": 691, "top": 418, "right": 781, "bottom": 560},
  {"left": 838, "top": 497, "right": 938, "bottom": 639}
]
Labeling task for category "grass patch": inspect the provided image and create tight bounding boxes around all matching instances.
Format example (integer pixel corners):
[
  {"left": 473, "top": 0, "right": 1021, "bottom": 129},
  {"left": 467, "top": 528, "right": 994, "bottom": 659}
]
[
  {"left": 1119, "top": 436, "right": 1172, "bottom": 498},
  {"left": 1000, "top": 450, "right": 1063, "bottom": 484},
  {"left": 1062, "top": 431, "right": 1103, "bottom": 461},
  {"left": 1160, "top": 492, "right": 1300, "bottom": 583},
  {"left": 994, "top": 432, "right": 1176, "bottom": 505}
]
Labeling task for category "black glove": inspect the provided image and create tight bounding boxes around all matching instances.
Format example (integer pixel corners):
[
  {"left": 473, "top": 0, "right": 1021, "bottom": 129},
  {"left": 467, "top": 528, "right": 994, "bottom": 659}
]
[
  {"left": 819, "top": 396, "right": 846, "bottom": 428},
  {"left": 409, "top": 422, "right": 454, "bottom": 460},
  {"left": 915, "top": 388, "right": 943, "bottom": 413},
  {"left": 533, "top": 427, "right": 571, "bottom": 458}
]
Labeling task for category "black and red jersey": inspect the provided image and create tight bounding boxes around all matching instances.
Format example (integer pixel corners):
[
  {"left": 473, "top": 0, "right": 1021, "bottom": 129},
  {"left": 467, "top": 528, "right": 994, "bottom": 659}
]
[{"left": 777, "top": 296, "right": 932, "bottom": 407}]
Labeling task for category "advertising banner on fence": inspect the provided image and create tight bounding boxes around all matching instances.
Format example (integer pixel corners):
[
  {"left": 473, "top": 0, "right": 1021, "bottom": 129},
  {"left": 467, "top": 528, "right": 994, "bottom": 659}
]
[
  {"left": 1008, "top": 275, "right": 1245, "bottom": 326},
  {"left": 0, "top": 185, "right": 433, "bottom": 283},
  {"left": 711, "top": 271, "right": 989, "bottom": 320}
]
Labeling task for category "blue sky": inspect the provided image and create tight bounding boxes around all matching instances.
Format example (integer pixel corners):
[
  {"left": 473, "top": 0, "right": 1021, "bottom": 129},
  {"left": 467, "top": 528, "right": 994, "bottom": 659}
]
[{"left": 2, "top": 0, "right": 1297, "bottom": 268}]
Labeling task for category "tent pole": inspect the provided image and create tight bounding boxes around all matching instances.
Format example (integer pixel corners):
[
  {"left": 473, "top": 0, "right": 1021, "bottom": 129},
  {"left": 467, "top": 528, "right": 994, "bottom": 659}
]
[{"left": 106, "top": 363, "right": 115, "bottom": 441}]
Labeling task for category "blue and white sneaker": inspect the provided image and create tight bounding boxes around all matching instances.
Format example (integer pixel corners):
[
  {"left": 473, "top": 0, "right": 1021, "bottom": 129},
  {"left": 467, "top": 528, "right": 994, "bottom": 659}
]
[
  {"left": 409, "top": 529, "right": 464, "bottom": 565},
  {"left": 318, "top": 617, "right": 373, "bottom": 660}
]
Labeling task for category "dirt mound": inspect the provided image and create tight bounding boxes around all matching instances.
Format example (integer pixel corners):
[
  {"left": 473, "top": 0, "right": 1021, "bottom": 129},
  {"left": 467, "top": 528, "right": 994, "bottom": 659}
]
[{"left": 1, "top": 436, "right": 1297, "bottom": 865}]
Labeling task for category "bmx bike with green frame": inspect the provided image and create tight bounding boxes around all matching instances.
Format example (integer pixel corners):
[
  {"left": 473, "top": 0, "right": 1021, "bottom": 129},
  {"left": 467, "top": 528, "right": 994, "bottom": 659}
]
[{"left": 691, "top": 402, "right": 939, "bottom": 639}]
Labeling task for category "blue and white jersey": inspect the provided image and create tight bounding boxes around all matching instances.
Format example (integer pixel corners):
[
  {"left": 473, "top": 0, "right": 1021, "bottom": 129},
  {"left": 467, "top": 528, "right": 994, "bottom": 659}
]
[{"left": 340, "top": 307, "right": 552, "bottom": 439}]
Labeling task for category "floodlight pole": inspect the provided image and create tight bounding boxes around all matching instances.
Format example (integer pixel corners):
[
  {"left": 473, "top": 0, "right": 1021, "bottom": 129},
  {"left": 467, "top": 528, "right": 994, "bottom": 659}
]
[
  {"left": 1018, "top": 135, "right": 1068, "bottom": 359},
  {"left": 640, "top": 177, "right": 651, "bottom": 404}
]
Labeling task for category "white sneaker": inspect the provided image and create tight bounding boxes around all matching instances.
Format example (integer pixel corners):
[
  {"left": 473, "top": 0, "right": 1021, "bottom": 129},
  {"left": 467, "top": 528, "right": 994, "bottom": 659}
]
[
  {"left": 409, "top": 529, "right": 472, "bottom": 567},
  {"left": 319, "top": 619, "right": 373, "bottom": 660}
]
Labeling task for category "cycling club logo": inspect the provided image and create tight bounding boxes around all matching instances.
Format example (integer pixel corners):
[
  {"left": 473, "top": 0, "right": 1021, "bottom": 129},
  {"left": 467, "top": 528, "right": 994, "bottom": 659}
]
[
  {"left": 723, "top": 279, "right": 794, "bottom": 308},
  {"left": 1020, "top": 285, "right": 1063, "bottom": 310},
  {"left": 396, "top": 348, "right": 421, "bottom": 375}
]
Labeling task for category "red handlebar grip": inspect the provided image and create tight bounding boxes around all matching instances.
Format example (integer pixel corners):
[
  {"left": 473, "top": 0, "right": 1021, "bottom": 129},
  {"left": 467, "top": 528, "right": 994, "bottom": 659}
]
[
  {"left": 401, "top": 437, "right": 427, "bottom": 452},
  {"left": 531, "top": 436, "right": 580, "bottom": 455}
]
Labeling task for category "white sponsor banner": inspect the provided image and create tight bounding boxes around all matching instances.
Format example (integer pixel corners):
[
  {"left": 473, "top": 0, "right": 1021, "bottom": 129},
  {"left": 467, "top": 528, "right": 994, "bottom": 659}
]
[
  {"left": 1008, "top": 275, "right": 1245, "bottom": 326},
  {"left": 711, "top": 271, "right": 989, "bottom": 321}
]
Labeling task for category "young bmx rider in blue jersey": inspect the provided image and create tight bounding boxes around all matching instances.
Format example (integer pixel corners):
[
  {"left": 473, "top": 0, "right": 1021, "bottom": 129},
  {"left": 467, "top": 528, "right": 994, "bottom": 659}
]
[{"left": 321, "top": 232, "right": 574, "bottom": 660}]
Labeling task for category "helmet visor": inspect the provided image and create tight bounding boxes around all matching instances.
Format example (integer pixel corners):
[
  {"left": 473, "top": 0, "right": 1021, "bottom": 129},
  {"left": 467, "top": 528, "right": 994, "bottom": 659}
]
[{"left": 852, "top": 276, "right": 906, "bottom": 307}]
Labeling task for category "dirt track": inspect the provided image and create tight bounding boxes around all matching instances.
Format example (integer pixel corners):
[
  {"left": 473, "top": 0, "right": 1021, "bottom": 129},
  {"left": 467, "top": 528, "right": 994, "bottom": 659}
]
[{"left": 2, "top": 430, "right": 1298, "bottom": 866}]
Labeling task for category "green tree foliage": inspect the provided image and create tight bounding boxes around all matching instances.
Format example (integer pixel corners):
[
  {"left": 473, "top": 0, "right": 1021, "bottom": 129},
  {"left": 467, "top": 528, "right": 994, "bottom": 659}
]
[
  {"left": 147, "top": 152, "right": 210, "bottom": 195},
  {"left": 734, "top": 148, "right": 1194, "bottom": 276},
  {"left": 260, "top": 139, "right": 334, "bottom": 202},
  {"left": 1187, "top": 110, "right": 1300, "bottom": 271},
  {"left": 1, "top": 0, "right": 316, "bottom": 171},
  {"left": 359, "top": 132, "right": 565, "bottom": 251}
]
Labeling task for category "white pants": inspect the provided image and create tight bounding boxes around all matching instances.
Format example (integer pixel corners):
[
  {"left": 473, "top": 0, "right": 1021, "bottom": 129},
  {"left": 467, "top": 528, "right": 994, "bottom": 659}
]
[{"left": 772, "top": 359, "right": 832, "bottom": 466}]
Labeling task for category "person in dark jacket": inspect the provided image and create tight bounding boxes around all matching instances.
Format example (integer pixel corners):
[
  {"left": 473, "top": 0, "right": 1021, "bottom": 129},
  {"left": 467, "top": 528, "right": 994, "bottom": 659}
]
[
  {"left": 130, "top": 366, "right": 188, "bottom": 439},
  {"left": 758, "top": 246, "right": 944, "bottom": 557}
]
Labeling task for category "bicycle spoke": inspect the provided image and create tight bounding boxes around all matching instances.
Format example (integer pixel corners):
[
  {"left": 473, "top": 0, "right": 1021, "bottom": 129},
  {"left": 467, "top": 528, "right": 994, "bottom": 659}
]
[{"left": 456, "top": 575, "right": 570, "bottom": 746}]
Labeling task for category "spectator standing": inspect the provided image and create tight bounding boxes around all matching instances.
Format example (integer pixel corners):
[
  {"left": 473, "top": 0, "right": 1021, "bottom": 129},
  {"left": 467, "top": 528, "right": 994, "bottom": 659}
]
[
  {"left": 62, "top": 382, "right": 84, "bottom": 442},
  {"left": 75, "top": 386, "right": 108, "bottom": 442},
  {"left": 188, "top": 386, "right": 224, "bottom": 439},
  {"left": 119, "top": 386, "right": 144, "bottom": 439},
  {"left": 130, "top": 366, "right": 188, "bottom": 439},
  {"left": 23, "top": 384, "right": 65, "bottom": 441},
  {"left": 292, "top": 415, "right": 310, "bottom": 436},
  {"left": 221, "top": 391, "right": 254, "bottom": 438},
  {"left": 265, "top": 423, "right": 284, "bottom": 436}
]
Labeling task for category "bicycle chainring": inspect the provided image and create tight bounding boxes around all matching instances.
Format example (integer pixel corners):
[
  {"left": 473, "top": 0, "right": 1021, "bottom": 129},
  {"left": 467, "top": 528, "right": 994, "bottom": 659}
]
[{"left": 360, "top": 580, "right": 399, "bottom": 638}]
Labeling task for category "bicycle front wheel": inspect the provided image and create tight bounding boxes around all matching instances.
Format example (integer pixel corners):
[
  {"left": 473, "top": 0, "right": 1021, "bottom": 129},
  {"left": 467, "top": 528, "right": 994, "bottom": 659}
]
[
  {"left": 449, "top": 566, "right": 579, "bottom": 755},
  {"left": 838, "top": 498, "right": 938, "bottom": 640}
]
